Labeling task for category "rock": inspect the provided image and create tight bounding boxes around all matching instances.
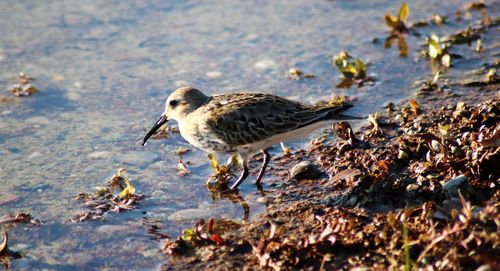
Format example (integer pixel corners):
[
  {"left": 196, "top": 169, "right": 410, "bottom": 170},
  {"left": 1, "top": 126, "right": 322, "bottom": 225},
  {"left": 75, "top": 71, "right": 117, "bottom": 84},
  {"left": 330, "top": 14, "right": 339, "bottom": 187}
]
[
  {"left": 406, "top": 184, "right": 419, "bottom": 192},
  {"left": 442, "top": 175, "right": 468, "bottom": 198},
  {"left": 290, "top": 161, "right": 323, "bottom": 180},
  {"left": 453, "top": 102, "right": 470, "bottom": 118}
]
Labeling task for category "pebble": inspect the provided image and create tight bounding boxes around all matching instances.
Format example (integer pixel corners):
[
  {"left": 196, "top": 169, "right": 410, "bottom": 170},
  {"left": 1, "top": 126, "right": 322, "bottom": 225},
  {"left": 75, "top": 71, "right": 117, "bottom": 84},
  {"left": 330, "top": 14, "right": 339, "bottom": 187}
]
[
  {"left": 256, "top": 197, "right": 267, "bottom": 203},
  {"left": 206, "top": 71, "right": 222, "bottom": 78},
  {"left": 442, "top": 175, "right": 468, "bottom": 197},
  {"left": 28, "top": 151, "right": 42, "bottom": 159},
  {"left": 406, "top": 183, "right": 419, "bottom": 192},
  {"left": 290, "top": 161, "right": 323, "bottom": 180},
  {"left": 254, "top": 59, "right": 276, "bottom": 70}
]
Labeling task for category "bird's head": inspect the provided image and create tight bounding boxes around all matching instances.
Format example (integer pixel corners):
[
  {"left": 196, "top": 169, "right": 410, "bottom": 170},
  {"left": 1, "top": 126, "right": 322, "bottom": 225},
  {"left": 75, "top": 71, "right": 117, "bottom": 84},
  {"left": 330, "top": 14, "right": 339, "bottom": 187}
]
[{"left": 142, "top": 86, "right": 210, "bottom": 146}]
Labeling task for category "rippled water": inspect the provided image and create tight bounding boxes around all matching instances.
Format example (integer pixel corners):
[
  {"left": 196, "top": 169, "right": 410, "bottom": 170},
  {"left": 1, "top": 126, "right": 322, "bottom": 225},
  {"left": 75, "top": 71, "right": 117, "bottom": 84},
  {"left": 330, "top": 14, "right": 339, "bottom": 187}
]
[{"left": 0, "top": 0, "right": 495, "bottom": 269}]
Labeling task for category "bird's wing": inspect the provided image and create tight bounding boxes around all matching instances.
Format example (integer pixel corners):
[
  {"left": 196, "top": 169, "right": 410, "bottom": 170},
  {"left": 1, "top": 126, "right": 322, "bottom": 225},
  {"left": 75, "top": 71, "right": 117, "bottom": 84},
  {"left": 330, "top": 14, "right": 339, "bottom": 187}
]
[{"left": 204, "top": 93, "right": 349, "bottom": 146}]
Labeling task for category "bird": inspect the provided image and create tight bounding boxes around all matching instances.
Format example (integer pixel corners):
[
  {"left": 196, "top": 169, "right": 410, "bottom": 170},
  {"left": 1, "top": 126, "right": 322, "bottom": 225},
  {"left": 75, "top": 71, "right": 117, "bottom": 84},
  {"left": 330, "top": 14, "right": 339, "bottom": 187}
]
[{"left": 143, "top": 86, "right": 360, "bottom": 190}]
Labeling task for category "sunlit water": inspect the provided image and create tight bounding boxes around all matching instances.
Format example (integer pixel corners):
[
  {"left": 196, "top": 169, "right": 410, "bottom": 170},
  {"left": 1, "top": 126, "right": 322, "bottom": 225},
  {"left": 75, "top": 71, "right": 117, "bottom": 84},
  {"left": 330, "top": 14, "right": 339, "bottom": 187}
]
[{"left": 0, "top": 0, "right": 497, "bottom": 269}]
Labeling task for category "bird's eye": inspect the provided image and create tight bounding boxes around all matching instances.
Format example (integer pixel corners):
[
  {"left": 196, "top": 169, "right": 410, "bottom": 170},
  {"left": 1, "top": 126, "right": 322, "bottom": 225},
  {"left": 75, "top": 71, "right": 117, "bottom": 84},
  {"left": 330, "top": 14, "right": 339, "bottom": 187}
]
[{"left": 169, "top": 100, "right": 178, "bottom": 107}]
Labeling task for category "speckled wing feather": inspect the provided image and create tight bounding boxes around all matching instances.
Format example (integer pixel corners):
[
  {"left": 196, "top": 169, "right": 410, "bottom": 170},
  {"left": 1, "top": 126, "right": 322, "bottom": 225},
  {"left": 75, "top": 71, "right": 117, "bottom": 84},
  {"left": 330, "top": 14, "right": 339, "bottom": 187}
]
[{"left": 203, "top": 93, "right": 351, "bottom": 146}]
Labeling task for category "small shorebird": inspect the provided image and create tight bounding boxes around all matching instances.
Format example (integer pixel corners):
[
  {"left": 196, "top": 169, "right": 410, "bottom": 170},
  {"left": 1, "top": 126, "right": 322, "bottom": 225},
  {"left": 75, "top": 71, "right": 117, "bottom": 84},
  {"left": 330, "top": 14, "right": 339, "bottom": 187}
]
[{"left": 143, "top": 87, "right": 359, "bottom": 190}]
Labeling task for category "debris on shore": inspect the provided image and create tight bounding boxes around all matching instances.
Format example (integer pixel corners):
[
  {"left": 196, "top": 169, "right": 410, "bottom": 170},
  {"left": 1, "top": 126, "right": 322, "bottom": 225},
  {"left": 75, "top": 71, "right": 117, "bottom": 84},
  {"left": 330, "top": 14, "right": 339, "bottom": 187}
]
[{"left": 71, "top": 168, "right": 146, "bottom": 222}]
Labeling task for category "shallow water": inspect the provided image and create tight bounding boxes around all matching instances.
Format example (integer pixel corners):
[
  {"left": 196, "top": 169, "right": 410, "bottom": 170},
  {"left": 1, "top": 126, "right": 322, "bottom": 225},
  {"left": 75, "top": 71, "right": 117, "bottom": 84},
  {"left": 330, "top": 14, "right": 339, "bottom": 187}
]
[{"left": 0, "top": 0, "right": 497, "bottom": 269}]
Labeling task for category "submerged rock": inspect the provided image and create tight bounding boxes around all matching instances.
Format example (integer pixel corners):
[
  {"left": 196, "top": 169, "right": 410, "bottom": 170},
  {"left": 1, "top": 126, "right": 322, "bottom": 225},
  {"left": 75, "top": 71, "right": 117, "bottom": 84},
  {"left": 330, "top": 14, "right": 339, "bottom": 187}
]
[{"left": 290, "top": 161, "right": 323, "bottom": 180}]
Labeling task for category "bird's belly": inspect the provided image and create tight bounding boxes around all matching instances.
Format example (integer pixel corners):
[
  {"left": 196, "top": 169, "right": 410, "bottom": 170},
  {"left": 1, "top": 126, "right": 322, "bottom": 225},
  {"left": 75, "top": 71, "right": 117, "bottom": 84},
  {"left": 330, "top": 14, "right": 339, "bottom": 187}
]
[
  {"left": 237, "top": 120, "right": 333, "bottom": 154},
  {"left": 179, "top": 123, "right": 233, "bottom": 154}
]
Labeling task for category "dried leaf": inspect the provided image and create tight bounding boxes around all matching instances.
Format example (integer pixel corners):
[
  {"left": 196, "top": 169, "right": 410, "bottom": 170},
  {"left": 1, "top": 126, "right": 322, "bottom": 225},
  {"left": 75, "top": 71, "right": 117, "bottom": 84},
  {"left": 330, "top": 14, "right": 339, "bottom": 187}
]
[
  {"left": 269, "top": 223, "right": 277, "bottom": 239},
  {"left": 210, "top": 234, "right": 224, "bottom": 245},
  {"left": 329, "top": 169, "right": 361, "bottom": 183},
  {"left": 384, "top": 13, "right": 399, "bottom": 28},
  {"left": 208, "top": 154, "right": 219, "bottom": 172},
  {"left": 377, "top": 160, "right": 390, "bottom": 173},
  {"left": 428, "top": 37, "right": 442, "bottom": 59},
  {"left": 441, "top": 54, "right": 451, "bottom": 67},
  {"left": 479, "top": 128, "right": 500, "bottom": 147},
  {"left": 119, "top": 178, "right": 136, "bottom": 198},
  {"left": 280, "top": 142, "right": 291, "bottom": 156},
  {"left": 175, "top": 147, "right": 191, "bottom": 156},
  {"left": 398, "top": 3, "right": 410, "bottom": 22},
  {"left": 0, "top": 232, "right": 7, "bottom": 255},
  {"left": 409, "top": 99, "right": 421, "bottom": 115},
  {"left": 398, "top": 36, "right": 409, "bottom": 57}
]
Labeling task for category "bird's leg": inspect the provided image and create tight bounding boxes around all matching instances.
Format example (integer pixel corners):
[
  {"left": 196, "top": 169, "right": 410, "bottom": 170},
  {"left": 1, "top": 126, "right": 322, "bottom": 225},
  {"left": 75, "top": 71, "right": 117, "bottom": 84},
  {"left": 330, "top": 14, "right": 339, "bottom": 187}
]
[
  {"left": 230, "top": 159, "right": 249, "bottom": 190},
  {"left": 256, "top": 149, "right": 271, "bottom": 185}
]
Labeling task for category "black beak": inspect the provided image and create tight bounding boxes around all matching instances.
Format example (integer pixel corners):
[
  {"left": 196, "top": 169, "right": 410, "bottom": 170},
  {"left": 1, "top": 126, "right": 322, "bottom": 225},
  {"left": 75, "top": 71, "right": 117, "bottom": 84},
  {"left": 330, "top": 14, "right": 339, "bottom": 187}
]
[{"left": 142, "top": 114, "right": 168, "bottom": 146}]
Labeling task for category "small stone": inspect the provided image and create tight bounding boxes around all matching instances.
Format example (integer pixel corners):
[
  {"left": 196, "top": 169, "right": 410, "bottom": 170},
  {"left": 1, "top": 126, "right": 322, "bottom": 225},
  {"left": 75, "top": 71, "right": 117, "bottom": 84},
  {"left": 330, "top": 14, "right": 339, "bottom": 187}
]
[
  {"left": 206, "top": 71, "right": 222, "bottom": 78},
  {"left": 398, "top": 150, "right": 409, "bottom": 160},
  {"left": 199, "top": 248, "right": 214, "bottom": 262},
  {"left": 442, "top": 175, "right": 468, "bottom": 197},
  {"left": 28, "top": 151, "right": 42, "bottom": 159},
  {"left": 288, "top": 68, "right": 302, "bottom": 76},
  {"left": 431, "top": 140, "right": 444, "bottom": 153},
  {"left": 256, "top": 197, "right": 266, "bottom": 203},
  {"left": 456, "top": 102, "right": 466, "bottom": 110},
  {"left": 290, "top": 161, "right": 323, "bottom": 180},
  {"left": 406, "top": 184, "right": 419, "bottom": 192},
  {"left": 254, "top": 59, "right": 276, "bottom": 70},
  {"left": 453, "top": 102, "right": 470, "bottom": 118}
]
